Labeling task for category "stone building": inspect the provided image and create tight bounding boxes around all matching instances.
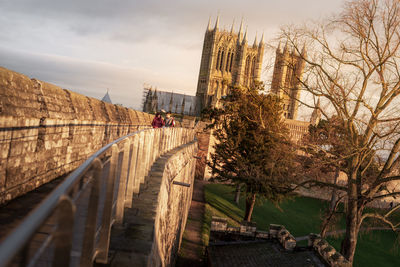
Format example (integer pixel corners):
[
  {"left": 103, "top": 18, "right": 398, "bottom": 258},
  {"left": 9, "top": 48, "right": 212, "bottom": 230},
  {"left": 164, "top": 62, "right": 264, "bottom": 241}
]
[
  {"left": 143, "top": 16, "right": 265, "bottom": 114},
  {"left": 271, "top": 42, "right": 306, "bottom": 120},
  {"left": 142, "top": 86, "right": 197, "bottom": 116},
  {"left": 195, "top": 16, "right": 265, "bottom": 110}
]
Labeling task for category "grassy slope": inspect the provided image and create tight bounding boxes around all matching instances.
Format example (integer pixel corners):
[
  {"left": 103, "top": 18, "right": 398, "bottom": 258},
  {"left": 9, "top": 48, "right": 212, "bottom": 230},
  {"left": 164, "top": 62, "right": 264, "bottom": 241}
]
[{"left": 204, "top": 183, "right": 400, "bottom": 267}]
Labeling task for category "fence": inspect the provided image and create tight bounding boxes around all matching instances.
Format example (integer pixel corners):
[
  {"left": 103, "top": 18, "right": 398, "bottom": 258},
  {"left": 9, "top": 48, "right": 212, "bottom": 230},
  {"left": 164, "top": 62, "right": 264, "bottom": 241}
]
[{"left": 0, "top": 127, "right": 196, "bottom": 267}]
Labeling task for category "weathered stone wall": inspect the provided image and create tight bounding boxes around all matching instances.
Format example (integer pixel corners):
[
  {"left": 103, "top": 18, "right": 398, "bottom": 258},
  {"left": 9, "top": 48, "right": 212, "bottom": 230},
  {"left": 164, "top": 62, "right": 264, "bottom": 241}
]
[
  {"left": 148, "top": 141, "right": 198, "bottom": 267},
  {"left": 0, "top": 66, "right": 157, "bottom": 204}
]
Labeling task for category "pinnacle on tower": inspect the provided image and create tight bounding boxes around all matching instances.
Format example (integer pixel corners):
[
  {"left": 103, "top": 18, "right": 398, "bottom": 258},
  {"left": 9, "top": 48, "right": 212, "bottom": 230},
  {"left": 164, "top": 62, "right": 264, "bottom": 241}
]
[
  {"left": 283, "top": 40, "right": 289, "bottom": 55},
  {"left": 301, "top": 43, "right": 307, "bottom": 57},
  {"left": 253, "top": 32, "right": 258, "bottom": 47},
  {"left": 230, "top": 18, "right": 235, "bottom": 34},
  {"left": 214, "top": 14, "right": 220, "bottom": 31},
  {"left": 237, "top": 18, "right": 243, "bottom": 44},
  {"left": 292, "top": 46, "right": 298, "bottom": 56},
  {"left": 207, "top": 16, "right": 212, "bottom": 31},
  {"left": 277, "top": 40, "right": 282, "bottom": 53},
  {"left": 259, "top": 32, "right": 264, "bottom": 47},
  {"left": 242, "top": 26, "right": 248, "bottom": 45},
  {"left": 310, "top": 98, "right": 321, "bottom": 125}
]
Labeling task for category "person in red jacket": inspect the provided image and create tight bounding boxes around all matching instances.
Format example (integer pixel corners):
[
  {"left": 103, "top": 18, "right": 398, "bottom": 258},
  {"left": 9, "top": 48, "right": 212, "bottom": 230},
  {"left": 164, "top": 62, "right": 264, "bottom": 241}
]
[{"left": 152, "top": 112, "right": 165, "bottom": 128}]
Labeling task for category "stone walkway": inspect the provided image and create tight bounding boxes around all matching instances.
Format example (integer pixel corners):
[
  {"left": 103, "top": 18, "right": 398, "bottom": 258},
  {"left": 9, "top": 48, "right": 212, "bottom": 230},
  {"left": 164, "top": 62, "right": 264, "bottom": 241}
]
[
  {"left": 176, "top": 179, "right": 207, "bottom": 267},
  {"left": 0, "top": 175, "right": 66, "bottom": 240}
]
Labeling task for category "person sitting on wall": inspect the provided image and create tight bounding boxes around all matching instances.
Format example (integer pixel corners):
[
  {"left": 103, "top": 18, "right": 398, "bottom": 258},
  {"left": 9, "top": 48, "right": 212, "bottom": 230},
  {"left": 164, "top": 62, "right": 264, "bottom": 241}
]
[
  {"left": 152, "top": 112, "right": 165, "bottom": 128},
  {"left": 165, "top": 113, "right": 175, "bottom": 127}
]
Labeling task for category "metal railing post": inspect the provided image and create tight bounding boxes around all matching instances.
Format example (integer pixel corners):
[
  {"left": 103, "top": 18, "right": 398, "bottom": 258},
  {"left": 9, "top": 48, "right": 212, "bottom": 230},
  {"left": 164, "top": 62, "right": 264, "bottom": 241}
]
[
  {"left": 53, "top": 196, "right": 75, "bottom": 267},
  {"left": 80, "top": 158, "right": 103, "bottom": 267},
  {"left": 140, "top": 131, "right": 148, "bottom": 184},
  {"left": 125, "top": 134, "right": 139, "bottom": 208},
  {"left": 115, "top": 139, "right": 131, "bottom": 225},
  {"left": 96, "top": 144, "right": 119, "bottom": 264}
]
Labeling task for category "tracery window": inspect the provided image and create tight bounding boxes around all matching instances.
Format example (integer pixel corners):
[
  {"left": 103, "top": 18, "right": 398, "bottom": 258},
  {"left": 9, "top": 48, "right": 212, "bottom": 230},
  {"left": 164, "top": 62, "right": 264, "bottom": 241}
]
[
  {"left": 216, "top": 49, "right": 221, "bottom": 70},
  {"left": 229, "top": 52, "right": 234, "bottom": 72},
  {"left": 219, "top": 50, "right": 225, "bottom": 71},
  {"left": 226, "top": 51, "right": 231, "bottom": 72}
]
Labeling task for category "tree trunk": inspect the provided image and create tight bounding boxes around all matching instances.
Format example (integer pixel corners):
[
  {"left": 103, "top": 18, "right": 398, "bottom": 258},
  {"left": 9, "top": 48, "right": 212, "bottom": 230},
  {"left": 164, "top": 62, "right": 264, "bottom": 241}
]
[
  {"left": 340, "top": 183, "right": 360, "bottom": 264},
  {"left": 244, "top": 193, "right": 256, "bottom": 222},
  {"left": 234, "top": 184, "right": 241, "bottom": 205}
]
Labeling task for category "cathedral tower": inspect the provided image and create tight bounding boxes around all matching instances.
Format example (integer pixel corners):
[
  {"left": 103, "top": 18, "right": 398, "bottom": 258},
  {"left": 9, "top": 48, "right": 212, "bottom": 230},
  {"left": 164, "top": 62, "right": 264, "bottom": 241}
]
[
  {"left": 196, "top": 16, "right": 265, "bottom": 111},
  {"left": 271, "top": 42, "right": 306, "bottom": 120}
]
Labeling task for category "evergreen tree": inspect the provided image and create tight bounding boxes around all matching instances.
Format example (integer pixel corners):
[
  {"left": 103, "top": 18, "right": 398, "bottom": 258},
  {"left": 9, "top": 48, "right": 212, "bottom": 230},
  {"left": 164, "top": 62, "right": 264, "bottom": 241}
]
[{"left": 206, "top": 83, "right": 297, "bottom": 221}]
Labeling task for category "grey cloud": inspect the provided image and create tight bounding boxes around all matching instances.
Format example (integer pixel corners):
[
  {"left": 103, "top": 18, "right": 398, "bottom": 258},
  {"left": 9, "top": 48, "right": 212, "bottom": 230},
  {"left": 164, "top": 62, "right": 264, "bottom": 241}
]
[
  {"left": 0, "top": 47, "right": 157, "bottom": 109},
  {"left": 0, "top": 0, "right": 347, "bottom": 111}
]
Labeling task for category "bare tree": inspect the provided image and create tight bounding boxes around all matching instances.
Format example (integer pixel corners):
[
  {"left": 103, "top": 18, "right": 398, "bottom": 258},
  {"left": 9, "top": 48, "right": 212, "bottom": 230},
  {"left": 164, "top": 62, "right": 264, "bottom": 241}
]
[{"left": 281, "top": 0, "right": 400, "bottom": 263}]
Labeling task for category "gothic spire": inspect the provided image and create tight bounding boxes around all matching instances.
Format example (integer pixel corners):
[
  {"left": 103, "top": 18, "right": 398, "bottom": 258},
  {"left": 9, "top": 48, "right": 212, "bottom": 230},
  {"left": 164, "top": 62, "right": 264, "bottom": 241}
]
[
  {"left": 230, "top": 18, "right": 235, "bottom": 34},
  {"left": 242, "top": 26, "right": 248, "bottom": 45},
  {"left": 253, "top": 32, "right": 258, "bottom": 47},
  {"left": 283, "top": 40, "right": 289, "bottom": 55},
  {"left": 310, "top": 98, "right": 321, "bottom": 125},
  {"left": 277, "top": 40, "right": 282, "bottom": 53},
  {"left": 214, "top": 14, "right": 220, "bottom": 31},
  {"left": 259, "top": 32, "right": 264, "bottom": 47},
  {"left": 301, "top": 43, "right": 307, "bottom": 58},
  {"left": 237, "top": 18, "right": 243, "bottom": 43},
  {"left": 207, "top": 16, "right": 212, "bottom": 31}
]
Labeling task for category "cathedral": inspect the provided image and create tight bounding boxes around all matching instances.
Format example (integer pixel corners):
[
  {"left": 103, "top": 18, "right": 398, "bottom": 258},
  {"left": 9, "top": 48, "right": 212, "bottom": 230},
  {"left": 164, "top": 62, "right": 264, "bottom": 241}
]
[
  {"left": 142, "top": 16, "right": 319, "bottom": 132},
  {"left": 271, "top": 42, "right": 306, "bottom": 120},
  {"left": 195, "top": 16, "right": 264, "bottom": 110}
]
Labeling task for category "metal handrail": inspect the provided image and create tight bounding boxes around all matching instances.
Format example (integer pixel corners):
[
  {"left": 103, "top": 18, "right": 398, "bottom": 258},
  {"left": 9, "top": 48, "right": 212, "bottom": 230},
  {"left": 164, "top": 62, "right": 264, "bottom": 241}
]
[{"left": 0, "top": 127, "right": 196, "bottom": 267}]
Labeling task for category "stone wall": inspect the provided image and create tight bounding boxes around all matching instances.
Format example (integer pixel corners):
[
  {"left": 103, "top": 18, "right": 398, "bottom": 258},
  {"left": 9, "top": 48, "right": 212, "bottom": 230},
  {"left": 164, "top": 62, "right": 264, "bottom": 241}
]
[
  {"left": 148, "top": 141, "right": 198, "bottom": 267},
  {"left": 0, "top": 66, "right": 157, "bottom": 204}
]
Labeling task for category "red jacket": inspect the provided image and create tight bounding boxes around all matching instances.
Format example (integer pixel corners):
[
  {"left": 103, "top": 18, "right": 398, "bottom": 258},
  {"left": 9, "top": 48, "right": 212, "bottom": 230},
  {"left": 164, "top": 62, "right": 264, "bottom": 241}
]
[{"left": 152, "top": 116, "right": 165, "bottom": 128}]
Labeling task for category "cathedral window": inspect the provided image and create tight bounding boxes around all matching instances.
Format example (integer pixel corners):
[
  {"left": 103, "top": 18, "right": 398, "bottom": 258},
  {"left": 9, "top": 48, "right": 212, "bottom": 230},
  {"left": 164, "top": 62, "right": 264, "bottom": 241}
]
[
  {"left": 251, "top": 57, "right": 256, "bottom": 77},
  {"left": 245, "top": 56, "right": 250, "bottom": 76},
  {"left": 226, "top": 51, "right": 231, "bottom": 72},
  {"left": 219, "top": 50, "right": 225, "bottom": 71},
  {"left": 244, "top": 56, "right": 251, "bottom": 86},
  {"left": 229, "top": 52, "right": 234, "bottom": 72},
  {"left": 225, "top": 50, "right": 232, "bottom": 72},
  {"left": 216, "top": 49, "right": 222, "bottom": 70}
]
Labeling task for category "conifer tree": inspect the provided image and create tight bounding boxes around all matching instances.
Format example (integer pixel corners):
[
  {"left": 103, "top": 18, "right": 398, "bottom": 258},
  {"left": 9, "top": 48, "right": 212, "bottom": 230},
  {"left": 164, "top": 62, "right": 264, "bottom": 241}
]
[{"left": 206, "top": 83, "right": 297, "bottom": 221}]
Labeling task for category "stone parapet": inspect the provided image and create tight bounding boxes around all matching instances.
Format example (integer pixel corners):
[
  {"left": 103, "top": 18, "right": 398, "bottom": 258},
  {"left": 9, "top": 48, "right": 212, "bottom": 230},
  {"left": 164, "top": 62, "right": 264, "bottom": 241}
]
[
  {"left": 269, "top": 224, "right": 296, "bottom": 251},
  {"left": 0, "top": 67, "right": 156, "bottom": 204},
  {"left": 308, "top": 233, "right": 351, "bottom": 267},
  {"left": 211, "top": 216, "right": 228, "bottom": 231},
  {"left": 146, "top": 141, "right": 198, "bottom": 267}
]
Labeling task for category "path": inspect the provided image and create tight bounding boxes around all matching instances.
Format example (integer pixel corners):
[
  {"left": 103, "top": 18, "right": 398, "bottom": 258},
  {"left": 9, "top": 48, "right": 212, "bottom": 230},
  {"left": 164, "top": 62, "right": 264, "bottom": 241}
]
[
  {"left": 175, "top": 179, "right": 207, "bottom": 267},
  {"left": 0, "top": 175, "right": 66, "bottom": 240}
]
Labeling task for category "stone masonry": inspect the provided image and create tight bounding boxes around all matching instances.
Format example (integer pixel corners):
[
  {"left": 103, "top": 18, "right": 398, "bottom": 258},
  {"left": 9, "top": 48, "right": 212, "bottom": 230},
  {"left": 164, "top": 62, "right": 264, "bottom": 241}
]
[
  {"left": 107, "top": 140, "right": 198, "bottom": 267},
  {"left": 0, "top": 66, "right": 189, "bottom": 204}
]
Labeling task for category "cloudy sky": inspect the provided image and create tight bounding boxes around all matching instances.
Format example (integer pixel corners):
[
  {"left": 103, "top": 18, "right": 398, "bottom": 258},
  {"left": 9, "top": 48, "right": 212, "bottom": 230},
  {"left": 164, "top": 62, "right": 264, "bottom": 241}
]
[{"left": 0, "top": 0, "right": 345, "bottom": 110}]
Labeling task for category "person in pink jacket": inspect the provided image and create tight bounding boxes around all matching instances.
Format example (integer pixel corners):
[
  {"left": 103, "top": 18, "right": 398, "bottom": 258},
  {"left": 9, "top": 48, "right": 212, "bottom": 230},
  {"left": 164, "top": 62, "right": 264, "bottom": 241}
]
[{"left": 151, "top": 112, "right": 165, "bottom": 128}]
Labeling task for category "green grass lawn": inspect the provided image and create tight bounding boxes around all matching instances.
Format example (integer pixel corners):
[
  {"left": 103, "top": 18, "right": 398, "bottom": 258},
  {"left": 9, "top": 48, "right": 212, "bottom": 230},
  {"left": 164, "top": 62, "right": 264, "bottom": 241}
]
[{"left": 204, "top": 183, "right": 400, "bottom": 267}]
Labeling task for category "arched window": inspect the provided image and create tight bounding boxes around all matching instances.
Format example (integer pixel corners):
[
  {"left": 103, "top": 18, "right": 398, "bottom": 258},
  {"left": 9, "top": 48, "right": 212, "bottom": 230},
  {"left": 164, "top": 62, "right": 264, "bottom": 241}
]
[
  {"left": 219, "top": 50, "right": 225, "bottom": 71},
  {"left": 245, "top": 56, "right": 251, "bottom": 76},
  {"left": 229, "top": 52, "right": 234, "bottom": 72},
  {"left": 216, "top": 49, "right": 221, "bottom": 70},
  {"left": 225, "top": 51, "right": 231, "bottom": 72},
  {"left": 251, "top": 57, "right": 256, "bottom": 76}
]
